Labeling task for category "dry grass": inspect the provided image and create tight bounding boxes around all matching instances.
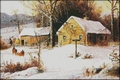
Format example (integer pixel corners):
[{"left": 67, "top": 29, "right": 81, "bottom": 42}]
[
  {"left": 107, "top": 49, "right": 120, "bottom": 77},
  {"left": 106, "top": 62, "right": 120, "bottom": 77},
  {"left": 1, "top": 59, "right": 40, "bottom": 73},
  {"left": 0, "top": 39, "right": 11, "bottom": 50},
  {"left": 108, "top": 42, "right": 120, "bottom": 46},
  {"left": 83, "top": 62, "right": 107, "bottom": 77}
]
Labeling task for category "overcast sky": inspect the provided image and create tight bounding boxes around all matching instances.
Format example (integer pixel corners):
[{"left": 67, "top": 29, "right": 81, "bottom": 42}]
[{"left": 1, "top": 1, "right": 33, "bottom": 15}]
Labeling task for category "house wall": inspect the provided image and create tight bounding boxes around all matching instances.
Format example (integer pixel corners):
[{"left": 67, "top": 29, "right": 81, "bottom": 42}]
[
  {"left": 97, "top": 34, "right": 111, "bottom": 46},
  {"left": 87, "top": 33, "right": 111, "bottom": 46},
  {"left": 20, "top": 35, "right": 49, "bottom": 46},
  {"left": 57, "top": 18, "right": 86, "bottom": 46}
]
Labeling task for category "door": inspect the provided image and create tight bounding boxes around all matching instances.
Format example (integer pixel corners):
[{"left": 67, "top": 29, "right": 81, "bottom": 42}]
[{"left": 21, "top": 40, "right": 24, "bottom": 46}]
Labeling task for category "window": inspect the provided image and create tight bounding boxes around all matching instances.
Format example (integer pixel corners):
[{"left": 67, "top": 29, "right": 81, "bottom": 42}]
[
  {"left": 79, "top": 35, "right": 82, "bottom": 40},
  {"left": 63, "top": 36, "right": 66, "bottom": 42},
  {"left": 105, "top": 36, "right": 107, "bottom": 40},
  {"left": 100, "top": 36, "right": 103, "bottom": 41},
  {"left": 88, "top": 34, "right": 93, "bottom": 41},
  {"left": 71, "top": 24, "right": 74, "bottom": 29},
  {"left": 89, "top": 35, "right": 92, "bottom": 41},
  {"left": 89, "top": 35, "right": 94, "bottom": 41}
]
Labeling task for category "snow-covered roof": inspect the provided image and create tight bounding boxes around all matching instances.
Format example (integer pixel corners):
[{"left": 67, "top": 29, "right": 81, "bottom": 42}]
[
  {"left": 37, "top": 27, "right": 50, "bottom": 36},
  {"left": 19, "top": 27, "right": 50, "bottom": 37},
  {"left": 57, "top": 16, "right": 111, "bottom": 35}
]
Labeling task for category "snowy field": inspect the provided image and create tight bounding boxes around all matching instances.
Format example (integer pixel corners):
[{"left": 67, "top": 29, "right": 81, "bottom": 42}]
[
  {"left": 0, "top": 23, "right": 119, "bottom": 79},
  {"left": 0, "top": 44, "right": 119, "bottom": 79}
]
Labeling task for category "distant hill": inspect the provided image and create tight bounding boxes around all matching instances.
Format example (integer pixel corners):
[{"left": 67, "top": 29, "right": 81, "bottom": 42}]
[
  {"left": 1, "top": 13, "right": 10, "bottom": 23},
  {"left": 1, "top": 12, "right": 35, "bottom": 28}
]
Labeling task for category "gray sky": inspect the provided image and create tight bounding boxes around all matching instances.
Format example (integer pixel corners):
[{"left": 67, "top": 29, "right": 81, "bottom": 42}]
[{"left": 1, "top": 1, "right": 33, "bottom": 15}]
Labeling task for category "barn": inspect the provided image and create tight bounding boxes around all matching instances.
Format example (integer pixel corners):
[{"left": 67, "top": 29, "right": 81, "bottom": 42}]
[
  {"left": 19, "top": 27, "right": 50, "bottom": 46},
  {"left": 56, "top": 16, "right": 111, "bottom": 46}
]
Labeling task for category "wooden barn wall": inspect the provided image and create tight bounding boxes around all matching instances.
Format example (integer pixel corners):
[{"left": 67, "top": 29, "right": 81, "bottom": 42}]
[
  {"left": 20, "top": 35, "right": 49, "bottom": 46},
  {"left": 87, "top": 33, "right": 111, "bottom": 46}
]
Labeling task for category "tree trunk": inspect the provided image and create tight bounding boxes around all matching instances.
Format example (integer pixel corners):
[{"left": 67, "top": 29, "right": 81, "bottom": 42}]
[
  {"left": 111, "top": 0, "right": 115, "bottom": 42},
  {"left": 41, "top": 14, "right": 43, "bottom": 27},
  {"left": 38, "top": 38, "right": 41, "bottom": 68},
  {"left": 17, "top": 21, "right": 21, "bottom": 34},
  {"left": 37, "top": 36, "right": 43, "bottom": 69},
  {"left": 50, "top": 1, "right": 53, "bottom": 48}
]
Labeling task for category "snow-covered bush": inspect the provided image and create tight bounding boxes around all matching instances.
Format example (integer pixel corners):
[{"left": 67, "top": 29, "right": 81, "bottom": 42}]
[
  {"left": 108, "top": 49, "right": 120, "bottom": 77},
  {"left": 109, "top": 49, "right": 119, "bottom": 63}
]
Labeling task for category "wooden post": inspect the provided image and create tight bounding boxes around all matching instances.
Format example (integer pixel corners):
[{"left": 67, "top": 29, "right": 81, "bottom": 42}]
[{"left": 72, "top": 39, "right": 80, "bottom": 59}]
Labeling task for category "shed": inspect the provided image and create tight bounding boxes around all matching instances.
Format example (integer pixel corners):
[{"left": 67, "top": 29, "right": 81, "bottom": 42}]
[{"left": 19, "top": 27, "right": 50, "bottom": 46}]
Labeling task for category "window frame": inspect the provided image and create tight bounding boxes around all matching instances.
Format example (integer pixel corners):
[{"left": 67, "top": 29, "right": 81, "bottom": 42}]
[
  {"left": 63, "top": 36, "right": 66, "bottom": 42},
  {"left": 71, "top": 24, "right": 74, "bottom": 29},
  {"left": 79, "top": 35, "right": 82, "bottom": 40}
]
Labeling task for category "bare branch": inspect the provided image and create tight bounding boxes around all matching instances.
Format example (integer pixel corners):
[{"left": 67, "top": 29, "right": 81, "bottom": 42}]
[
  {"left": 108, "top": 0, "right": 111, "bottom": 3},
  {"left": 51, "top": 0, "right": 58, "bottom": 15},
  {"left": 43, "top": 0, "right": 51, "bottom": 15},
  {"left": 114, "top": 0, "right": 119, "bottom": 8},
  {"left": 112, "top": 7, "right": 118, "bottom": 11}
]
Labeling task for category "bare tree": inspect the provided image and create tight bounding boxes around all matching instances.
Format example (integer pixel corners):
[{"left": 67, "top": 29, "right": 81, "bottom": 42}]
[
  {"left": 12, "top": 10, "right": 21, "bottom": 34},
  {"left": 108, "top": 0, "right": 119, "bottom": 41},
  {"left": 34, "top": 30, "right": 43, "bottom": 70},
  {"left": 20, "top": 1, "right": 57, "bottom": 71},
  {"left": 21, "top": 0, "right": 58, "bottom": 48}
]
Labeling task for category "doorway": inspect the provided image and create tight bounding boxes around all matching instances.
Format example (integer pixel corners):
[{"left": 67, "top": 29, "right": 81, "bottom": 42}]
[{"left": 21, "top": 40, "right": 24, "bottom": 46}]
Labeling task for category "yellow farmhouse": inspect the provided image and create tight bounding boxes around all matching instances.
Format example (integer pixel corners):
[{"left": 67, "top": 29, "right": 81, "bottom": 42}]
[{"left": 56, "top": 16, "right": 111, "bottom": 46}]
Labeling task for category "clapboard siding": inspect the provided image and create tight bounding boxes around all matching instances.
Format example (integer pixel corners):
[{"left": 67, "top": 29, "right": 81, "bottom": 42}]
[{"left": 58, "top": 18, "right": 86, "bottom": 46}]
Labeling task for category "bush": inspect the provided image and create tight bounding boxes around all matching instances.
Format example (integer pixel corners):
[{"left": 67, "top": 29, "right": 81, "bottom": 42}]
[
  {"left": 1, "top": 59, "right": 40, "bottom": 73},
  {"left": 0, "top": 39, "right": 11, "bottom": 50},
  {"left": 106, "top": 64, "right": 120, "bottom": 77}
]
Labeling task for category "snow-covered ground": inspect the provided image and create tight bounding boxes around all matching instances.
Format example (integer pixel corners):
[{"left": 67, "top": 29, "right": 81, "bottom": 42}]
[
  {"left": 0, "top": 23, "right": 119, "bottom": 79},
  {"left": 0, "top": 44, "right": 119, "bottom": 79}
]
